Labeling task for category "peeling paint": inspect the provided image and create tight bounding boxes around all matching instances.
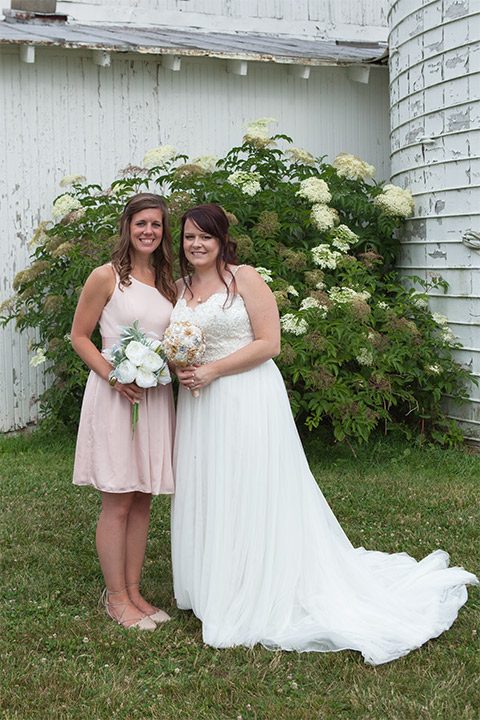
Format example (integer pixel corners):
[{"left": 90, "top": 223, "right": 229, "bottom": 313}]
[
  {"left": 445, "top": 1, "right": 468, "bottom": 19},
  {"left": 447, "top": 109, "right": 471, "bottom": 132},
  {"left": 446, "top": 55, "right": 467, "bottom": 69},
  {"left": 428, "top": 249, "right": 447, "bottom": 259},
  {"left": 434, "top": 200, "right": 445, "bottom": 214}
]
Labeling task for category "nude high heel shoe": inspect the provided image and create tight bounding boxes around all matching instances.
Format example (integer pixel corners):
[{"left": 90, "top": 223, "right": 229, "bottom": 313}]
[
  {"left": 100, "top": 588, "right": 157, "bottom": 630},
  {"left": 126, "top": 583, "right": 171, "bottom": 624}
]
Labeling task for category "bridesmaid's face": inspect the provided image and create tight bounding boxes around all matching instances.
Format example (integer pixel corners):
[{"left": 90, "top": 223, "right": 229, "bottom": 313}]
[
  {"left": 183, "top": 218, "right": 220, "bottom": 268},
  {"left": 129, "top": 208, "right": 163, "bottom": 257}
]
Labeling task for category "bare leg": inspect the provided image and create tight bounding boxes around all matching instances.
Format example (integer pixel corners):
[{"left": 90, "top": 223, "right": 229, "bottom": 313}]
[
  {"left": 96, "top": 491, "right": 151, "bottom": 626},
  {"left": 125, "top": 492, "right": 170, "bottom": 621}
]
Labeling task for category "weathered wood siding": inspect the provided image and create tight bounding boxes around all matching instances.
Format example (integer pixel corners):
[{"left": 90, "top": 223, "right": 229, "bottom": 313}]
[
  {"left": 0, "top": 44, "right": 389, "bottom": 432},
  {"left": 57, "top": 0, "right": 388, "bottom": 40},
  {"left": 389, "top": 0, "right": 480, "bottom": 438}
]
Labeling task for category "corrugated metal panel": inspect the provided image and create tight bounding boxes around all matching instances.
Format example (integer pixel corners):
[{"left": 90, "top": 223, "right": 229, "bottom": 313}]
[
  {"left": 0, "top": 20, "right": 388, "bottom": 65},
  {"left": 389, "top": 0, "right": 480, "bottom": 440},
  {"left": 0, "top": 45, "right": 390, "bottom": 432}
]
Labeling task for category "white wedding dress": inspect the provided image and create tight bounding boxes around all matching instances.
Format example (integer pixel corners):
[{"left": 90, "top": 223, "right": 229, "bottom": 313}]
[{"left": 171, "top": 277, "right": 478, "bottom": 666}]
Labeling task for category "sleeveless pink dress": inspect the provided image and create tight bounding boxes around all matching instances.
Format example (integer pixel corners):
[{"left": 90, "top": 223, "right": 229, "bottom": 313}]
[{"left": 73, "top": 270, "right": 175, "bottom": 494}]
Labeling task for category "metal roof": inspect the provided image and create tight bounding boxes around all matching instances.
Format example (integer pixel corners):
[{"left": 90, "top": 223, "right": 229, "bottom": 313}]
[{"left": 0, "top": 19, "right": 388, "bottom": 65}]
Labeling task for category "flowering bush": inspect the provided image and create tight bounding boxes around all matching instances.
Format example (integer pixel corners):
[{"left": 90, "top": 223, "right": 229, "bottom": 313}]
[{"left": 1, "top": 122, "right": 473, "bottom": 444}]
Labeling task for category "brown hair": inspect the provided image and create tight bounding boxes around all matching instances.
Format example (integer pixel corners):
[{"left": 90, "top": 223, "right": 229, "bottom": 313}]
[
  {"left": 179, "top": 204, "right": 239, "bottom": 300},
  {"left": 111, "top": 193, "right": 177, "bottom": 305}
]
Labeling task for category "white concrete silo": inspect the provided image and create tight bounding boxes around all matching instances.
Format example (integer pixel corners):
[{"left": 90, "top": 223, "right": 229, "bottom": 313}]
[{"left": 389, "top": 0, "right": 480, "bottom": 439}]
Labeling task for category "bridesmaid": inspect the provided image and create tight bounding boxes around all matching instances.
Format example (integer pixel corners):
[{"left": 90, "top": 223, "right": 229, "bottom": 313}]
[{"left": 71, "top": 193, "right": 177, "bottom": 630}]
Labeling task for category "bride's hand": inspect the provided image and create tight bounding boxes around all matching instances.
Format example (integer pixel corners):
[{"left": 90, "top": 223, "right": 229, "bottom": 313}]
[{"left": 177, "top": 364, "right": 218, "bottom": 390}]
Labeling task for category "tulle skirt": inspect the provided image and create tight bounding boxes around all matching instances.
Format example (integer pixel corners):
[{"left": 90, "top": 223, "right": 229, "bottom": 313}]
[{"left": 172, "top": 360, "right": 477, "bottom": 665}]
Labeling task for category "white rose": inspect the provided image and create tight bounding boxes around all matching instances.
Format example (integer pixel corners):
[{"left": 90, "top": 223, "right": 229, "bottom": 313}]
[
  {"left": 125, "top": 341, "right": 149, "bottom": 365},
  {"left": 135, "top": 367, "right": 157, "bottom": 388},
  {"left": 115, "top": 359, "right": 137, "bottom": 384},
  {"left": 141, "top": 350, "right": 163, "bottom": 372}
]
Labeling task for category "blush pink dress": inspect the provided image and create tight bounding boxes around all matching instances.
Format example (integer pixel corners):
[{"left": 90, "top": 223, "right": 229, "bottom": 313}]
[{"left": 73, "top": 269, "right": 175, "bottom": 495}]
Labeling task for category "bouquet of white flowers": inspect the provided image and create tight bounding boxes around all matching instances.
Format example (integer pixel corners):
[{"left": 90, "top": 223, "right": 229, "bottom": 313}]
[
  {"left": 106, "top": 320, "right": 171, "bottom": 438},
  {"left": 162, "top": 320, "right": 206, "bottom": 397}
]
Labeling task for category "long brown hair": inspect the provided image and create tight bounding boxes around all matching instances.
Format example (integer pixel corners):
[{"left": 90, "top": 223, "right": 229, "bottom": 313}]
[
  {"left": 111, "top": 193, "right": 177, "bottom": 305},
  {"left": 179, "top": 204, "right": 239, "bottom": 300}
]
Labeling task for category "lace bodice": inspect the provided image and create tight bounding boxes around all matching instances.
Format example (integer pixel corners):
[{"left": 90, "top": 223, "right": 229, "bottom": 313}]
[{"left": 170, "top": 291, "right": 254, "bottom": 364}]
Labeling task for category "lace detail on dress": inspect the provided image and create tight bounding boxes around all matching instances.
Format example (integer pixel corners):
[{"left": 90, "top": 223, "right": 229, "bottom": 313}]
[{"left": 170, "top": 292, "right": 254, "bottom": 364}]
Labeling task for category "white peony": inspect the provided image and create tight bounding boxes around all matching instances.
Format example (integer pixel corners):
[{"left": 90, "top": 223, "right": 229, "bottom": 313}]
[
  {"left": 125, "top": 341, "right": 149, "bottom": 365},
  {"left": 141, "top": 350, "right": 164, "bottom": 373},
  {"left": 115, "top": 359, "right": 137, "bottom": 384},
  {"left": 135, "top": 367, "right": 157, "bottom": 388}
]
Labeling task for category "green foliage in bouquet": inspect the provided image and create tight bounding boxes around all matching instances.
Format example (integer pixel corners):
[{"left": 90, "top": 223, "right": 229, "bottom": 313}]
[{"left": 1, "top": 121, "right": 473, "bottom": 443}]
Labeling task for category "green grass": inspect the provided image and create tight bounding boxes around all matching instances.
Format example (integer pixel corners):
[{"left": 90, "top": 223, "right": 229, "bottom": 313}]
[{"left": 1, "top": 430, "right": 479, "bottom": 720}]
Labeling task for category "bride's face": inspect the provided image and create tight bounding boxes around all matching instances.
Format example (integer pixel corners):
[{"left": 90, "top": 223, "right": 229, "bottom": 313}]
[{"left": 183, "top": 218, "right": 220, "bottom": 268}]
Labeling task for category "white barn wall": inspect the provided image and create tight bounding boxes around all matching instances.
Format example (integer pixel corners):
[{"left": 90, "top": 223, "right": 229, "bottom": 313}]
[
  {"left": 0, "top": 45, "right": 389, "bottom": 432},
  {"left": 57, "top": 0, "right": 389, "bottom": 41},
  {"left": 388, "top": 0, "right": 480, "bottom": 438}
]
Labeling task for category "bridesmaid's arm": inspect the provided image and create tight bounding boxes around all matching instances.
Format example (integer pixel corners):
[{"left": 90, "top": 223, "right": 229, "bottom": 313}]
[
  {"left": 181, "top": 266, "right": 280, "bottom": 389},
  {"left": 71, "top": 265, "right": 143, "bottom": 404}
]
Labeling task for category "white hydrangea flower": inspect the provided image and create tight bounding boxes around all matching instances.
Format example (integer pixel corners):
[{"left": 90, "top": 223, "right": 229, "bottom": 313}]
[
  {"left": 287, "top": 285, "right": 299, "bottom": 296},
  {"left": 296, "top": 178, "right": 331, "bottom": 204},
  {"left": 310, "top": 204, "right": 339, "bottom": 232},
  {"left": 227, "top": 171, "right": 262, "bottom": 196},
  {"left": 30, "top": 348, "right": 47, "bottom": 367},
  {"left": 52, "top": 194, "right": 83, "bottom": 220},
  {"left": 243, "top": 126, "right": 274, "bottom": 148},
  {"left": 356, "top": 348, "right": 374, "bottom": 366},
  {"left": 333, "top": 153, "right": 376, "bottom": 180},
  {"left": 374, "top": 184, "right": 415, "bottom": 218},
  {"left": 142, "top": 145, "right": 177, "bottom": 168},
  {"left": 442, "top": 327, "right": 456, "bottom": 343},
  {"left": 378, "top": 301, "right": 389, "bottom": 310},
  {"left": 245, "top": 117, "right": 277, "bottom": 129},
  {"left": 255, "top": 266, "right": 273, "bottom": 283},
  {"left": 193, "top": 155, "right": 218, "bottom": 172},
  {"left": 286, "top": 147, "right": 315, "bottom": 166},
  {"left": 432, "top": 312, "right": 449, "bottom": 326},
  {"left": 331, "top": 237, "right": 350, "bottom": 252},
  {"left": 59, "top": 174, "right": 86, "bottom": 187},
  {"left": 331, "top": 224, "right": 359, "bottom": 252},
  {"left": 280, "top": 313, "right": 309, "bottom": 335},
  {"left": 29, "top": 222, "right": 51, "bottom": 249},
  {"left": 311, "top": 244, "right": 342, "bottom": 270},
  {"left": 428, "top": 364, "right": 443, "bottom": 374},
  {"left": 299, "top": 297, "right": 320, "bottom": 310},
  {"left": 329, "top": 286, "right": 371, "bottom": 304},
  {"left": 411, "top": 291, "right": 428, "bottom": 309}
]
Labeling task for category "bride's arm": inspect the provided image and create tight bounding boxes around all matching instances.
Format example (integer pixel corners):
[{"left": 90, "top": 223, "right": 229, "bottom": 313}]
[{"left": 179, "top": 266, "right": 280, "bottom": 389}]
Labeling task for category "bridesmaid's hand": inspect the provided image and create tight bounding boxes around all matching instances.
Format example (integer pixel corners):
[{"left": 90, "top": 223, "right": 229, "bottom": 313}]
[{"left": 112, "top": 380, "right": 144, "bottom": 405}]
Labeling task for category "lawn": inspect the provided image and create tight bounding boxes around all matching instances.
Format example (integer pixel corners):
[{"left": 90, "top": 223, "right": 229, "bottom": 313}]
[{"left": 0, "top": 430, "right": 478, "bottom": 720}]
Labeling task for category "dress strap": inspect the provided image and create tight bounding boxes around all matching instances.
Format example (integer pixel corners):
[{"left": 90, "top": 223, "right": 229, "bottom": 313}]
[{"left": 227, "top": 264, "right": 246, "bottom": 287}]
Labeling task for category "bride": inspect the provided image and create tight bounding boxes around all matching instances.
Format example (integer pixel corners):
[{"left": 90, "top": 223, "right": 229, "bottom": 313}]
[{"left": 170, "top": 203, "right": 478, "bottom": 666}]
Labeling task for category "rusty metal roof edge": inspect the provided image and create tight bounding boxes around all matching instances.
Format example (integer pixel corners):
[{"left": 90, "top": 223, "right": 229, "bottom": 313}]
[
  {"left": 0, "top": 39, "right": 388, "bottom": 65},
  {"left": 0, "top": 21, "right": 389, "bottom": 64}
]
